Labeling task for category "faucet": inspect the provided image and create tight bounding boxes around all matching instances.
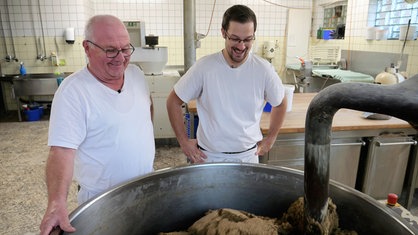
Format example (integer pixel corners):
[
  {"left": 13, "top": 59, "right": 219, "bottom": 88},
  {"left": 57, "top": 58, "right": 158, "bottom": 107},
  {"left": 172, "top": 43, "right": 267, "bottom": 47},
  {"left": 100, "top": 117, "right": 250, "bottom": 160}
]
[
  {"left": 37, "top": 54, "right": 48, "bottom": 61},
  {"left": 4, "top": 55, "right": 18, "bottom": 62},
  {"left": 1, "top": 56, "right": 18, "bottom": 76}
]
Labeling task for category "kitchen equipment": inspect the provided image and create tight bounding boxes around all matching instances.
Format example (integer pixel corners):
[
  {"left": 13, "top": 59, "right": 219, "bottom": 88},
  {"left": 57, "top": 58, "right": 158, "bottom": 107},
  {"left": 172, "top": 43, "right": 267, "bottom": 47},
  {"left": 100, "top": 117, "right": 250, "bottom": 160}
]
[
  {"left": 304, "top": 75, "right": 418, "bottom": 226},
  {"left": 10, "top": 73, "right": 71, "bottom": 121},
  {"left": 362, "top": 135, "right": 417, "bottom": 199},
  {"left": 370, "top": 69, "right": 402, "bottom": 120},
  {"left": 374, "top": 62, "right": 405, "bottom": 86},
  {"left": 284, "top": 84, "right": 295, "bottom": 112},
  {"left": 375, "top": 71, "right": 397, "bottom": 85},
  {"left": 60, "top": 75, "right": 418, "bottom": 234},
  {"left": 144, "top": 71, "right": 180, "bottom": 138},
  {"left": 124, "top": 21, "right": 168, "bottom": 75},
  {"left": 130, "top": 35, "right": 168, "bottom": 75},
  {"left": 262, "top": 41, "right": 276, "bottom": 60},
  {"left": 305, "top": 75, "right": 418, "bottom": 222},
  {"left": 265, "top": 137, "right": 363, "bottom": 188},
  {"left": 145, "top": 35, "right": 159, "bottom": 47},
  {"left": 131, "top": 46, "right": 168, "bottom": 75},
  {"left": 60, "top": 163, "right": 418, "bottom": 235}
]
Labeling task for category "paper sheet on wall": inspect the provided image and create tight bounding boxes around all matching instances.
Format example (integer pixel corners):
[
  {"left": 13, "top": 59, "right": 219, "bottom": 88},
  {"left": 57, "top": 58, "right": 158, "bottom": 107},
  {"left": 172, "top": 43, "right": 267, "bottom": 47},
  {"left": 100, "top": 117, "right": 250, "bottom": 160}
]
[{"left": 285, "top": 9, "right": 312, "bottom": 65}]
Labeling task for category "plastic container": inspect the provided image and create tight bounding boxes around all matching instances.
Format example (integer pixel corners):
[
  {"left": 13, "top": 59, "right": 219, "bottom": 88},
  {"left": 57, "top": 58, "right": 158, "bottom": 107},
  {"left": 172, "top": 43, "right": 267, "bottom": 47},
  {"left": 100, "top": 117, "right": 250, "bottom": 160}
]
[
  {"left": 317, "top": 28, "right": 323, "bottom": 39},
  {"left": 375, "top": 28, "right": 387, "bottom": 40},
  {"left": 366, "top": 27, "right": 376, "bottom": 40},
  {"left": 264, "top": 85, "right": 295, "bottom": 113},
  {"left": 263, "top": 102, "right": 272, "bottom": 112},
  {"left": 20, "top": 62, "right": 27, "bottom": 76},
  {"left": 284, "top": 84, "right": 295, "bottom": 112},
  {"left": 23, "top": 107, "right": 44, "bottom": 121},
  {"left": 57, "top": 77, "right": 64, "bottom": 86},
  {"left": 322, "top": 29, "right": 334, "bottom": 40}
]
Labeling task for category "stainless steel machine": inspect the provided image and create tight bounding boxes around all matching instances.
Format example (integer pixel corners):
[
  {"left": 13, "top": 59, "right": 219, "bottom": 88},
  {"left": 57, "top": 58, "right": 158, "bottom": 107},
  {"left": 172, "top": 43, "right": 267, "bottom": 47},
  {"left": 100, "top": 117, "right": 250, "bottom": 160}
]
[
  {"left": 362, "top": 134, "right": 417, "bottom": 199},
  {"left": 124, "top": 21, "right": 168, "bottom": 76},
  {"left": 124, "top": 21, "right": 175, "bottom": 138}
]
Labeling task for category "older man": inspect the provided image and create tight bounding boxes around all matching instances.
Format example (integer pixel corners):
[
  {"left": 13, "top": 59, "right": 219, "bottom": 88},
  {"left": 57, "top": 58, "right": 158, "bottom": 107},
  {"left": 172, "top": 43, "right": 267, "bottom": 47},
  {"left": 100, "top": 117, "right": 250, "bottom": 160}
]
[{"left": 39, "top": 15, "right": 155, "bottom": 235}]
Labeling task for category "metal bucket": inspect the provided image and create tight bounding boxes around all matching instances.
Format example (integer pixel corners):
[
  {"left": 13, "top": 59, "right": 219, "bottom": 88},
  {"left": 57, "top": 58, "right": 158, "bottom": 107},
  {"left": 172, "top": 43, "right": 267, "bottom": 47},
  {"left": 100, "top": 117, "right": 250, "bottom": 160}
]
[{"left": 63, "top": 163, "right": 417, "bottom": 235}]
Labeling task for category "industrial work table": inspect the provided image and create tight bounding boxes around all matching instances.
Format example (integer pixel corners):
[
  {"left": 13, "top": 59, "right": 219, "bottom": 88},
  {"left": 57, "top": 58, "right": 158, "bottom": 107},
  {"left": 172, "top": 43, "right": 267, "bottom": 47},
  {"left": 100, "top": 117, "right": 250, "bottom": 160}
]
[
  {"left": 259, "top": 93, "right": 412, "bottom": 134},
  {"left": 188, "top": 93, "right": 412, "bottom": 135}
]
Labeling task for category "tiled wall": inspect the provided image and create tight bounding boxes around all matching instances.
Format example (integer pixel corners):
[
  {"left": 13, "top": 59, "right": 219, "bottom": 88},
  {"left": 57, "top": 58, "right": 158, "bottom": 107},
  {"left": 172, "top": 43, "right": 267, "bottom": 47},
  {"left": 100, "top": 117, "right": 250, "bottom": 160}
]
[
  {"left": 0, "top": 0, "right": 92, "bottom": 75},
  {"left": 312, "top": 0, "right": 418, "bottom": 77},
  {"left": 0, "top": 0, "right": 417, "bottom": 110},
  {"left": 1, "top": 0, "right": 311, "bottom": 76}
]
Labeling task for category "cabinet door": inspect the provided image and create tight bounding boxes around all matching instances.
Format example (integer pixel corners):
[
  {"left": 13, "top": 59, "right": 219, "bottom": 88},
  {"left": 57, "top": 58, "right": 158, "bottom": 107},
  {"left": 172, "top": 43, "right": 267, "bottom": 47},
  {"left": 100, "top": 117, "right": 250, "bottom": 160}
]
[
  {"left": 265, "top": 139, "right": 305, "bottom": 171},
  {"left": 266, "top": 138, "right": 363, "bottom": 188},
  {"left": 329, "top": 138, "right": 364, "bottom": 188},
  {"left": 145, "top": 73, "right": 180, "bottom": 139},
  {"left": 362, "top": 136, "right": 416, "bottom": 199}
]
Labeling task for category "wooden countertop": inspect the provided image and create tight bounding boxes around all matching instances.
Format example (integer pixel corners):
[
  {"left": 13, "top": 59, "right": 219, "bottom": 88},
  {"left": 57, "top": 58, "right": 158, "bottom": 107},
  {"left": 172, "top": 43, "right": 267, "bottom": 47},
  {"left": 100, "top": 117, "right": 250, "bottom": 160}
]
[{"left": 187, "top": 93, "right": 413, "bottom": 135}]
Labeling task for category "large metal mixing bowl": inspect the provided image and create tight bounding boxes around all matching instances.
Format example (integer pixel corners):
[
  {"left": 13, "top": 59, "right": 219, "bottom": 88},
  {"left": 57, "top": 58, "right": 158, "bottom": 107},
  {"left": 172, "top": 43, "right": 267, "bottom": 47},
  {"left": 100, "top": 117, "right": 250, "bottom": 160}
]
[
  {"left": 63, "top": 163, "right": 417, "bottom": 235},
  {"left": 61, "top": 76, "right": 418, "bottom": 234}
]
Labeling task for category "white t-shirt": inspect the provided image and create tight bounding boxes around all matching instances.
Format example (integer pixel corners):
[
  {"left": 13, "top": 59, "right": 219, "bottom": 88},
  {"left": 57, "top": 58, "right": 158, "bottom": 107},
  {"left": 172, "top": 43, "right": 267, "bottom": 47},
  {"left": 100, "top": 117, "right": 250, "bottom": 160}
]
[
  {"left": 175, "top": 51, "right": 285, "bottom": 153},
  {"left": 48, "top": 64, "right": 155, "bottom": 196}
]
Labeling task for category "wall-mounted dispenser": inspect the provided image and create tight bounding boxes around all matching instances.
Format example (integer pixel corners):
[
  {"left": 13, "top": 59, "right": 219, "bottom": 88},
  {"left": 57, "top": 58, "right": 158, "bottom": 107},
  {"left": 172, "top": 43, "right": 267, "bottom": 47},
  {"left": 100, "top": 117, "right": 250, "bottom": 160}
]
[
  {"left": 65, "top": 27, "right": 75, "bottom": 44},
  {"left": 262, "top": 41, "right": 278, "bottom": 63},
  {"left": 263, "top": 41, "right": 276, "bottom": 59}
]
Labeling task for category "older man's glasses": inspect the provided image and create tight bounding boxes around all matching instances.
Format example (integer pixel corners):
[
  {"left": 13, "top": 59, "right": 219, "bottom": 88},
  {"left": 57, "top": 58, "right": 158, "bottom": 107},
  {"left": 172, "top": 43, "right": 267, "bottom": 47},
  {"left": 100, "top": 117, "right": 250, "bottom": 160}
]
[
  {"left": 87, "top": 40, "right": 135, "bottom": 58},
  {"left": 224, "top": 31, "right": 255, "bottom": 44}
]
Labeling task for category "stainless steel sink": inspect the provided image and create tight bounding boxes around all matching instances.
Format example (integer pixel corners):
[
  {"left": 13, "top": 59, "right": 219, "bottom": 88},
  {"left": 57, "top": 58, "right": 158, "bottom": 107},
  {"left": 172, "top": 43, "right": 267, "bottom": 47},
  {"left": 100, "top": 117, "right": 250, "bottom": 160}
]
[
  {"left": 13, "top": 72, "right": 71, "bottom": 79},
  {"left": 1, "top": 72, "right": 71, "bottom": 80},
  {"left": 11, "top": 73, "right": 71, "bottom": 96},
  {"left": 5, "top": 73, "right": 71, "bottom": 121},
  {"left": 13, "top": 78, "right": 60, "bottom": 96}
]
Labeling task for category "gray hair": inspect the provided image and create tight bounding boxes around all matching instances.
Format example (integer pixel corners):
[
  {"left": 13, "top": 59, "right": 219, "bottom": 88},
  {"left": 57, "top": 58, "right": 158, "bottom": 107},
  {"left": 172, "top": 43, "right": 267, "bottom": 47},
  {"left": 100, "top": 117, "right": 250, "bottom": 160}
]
[{"left": 84, "top": 15, "right": 123, "bottom": 41}]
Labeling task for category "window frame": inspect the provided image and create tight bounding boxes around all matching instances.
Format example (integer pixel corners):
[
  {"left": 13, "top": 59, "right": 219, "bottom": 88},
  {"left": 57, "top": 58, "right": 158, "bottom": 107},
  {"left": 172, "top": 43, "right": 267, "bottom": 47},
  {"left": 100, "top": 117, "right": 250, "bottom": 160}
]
[{"left": 375, "top": 0, "right": 418, "bottom": 39}]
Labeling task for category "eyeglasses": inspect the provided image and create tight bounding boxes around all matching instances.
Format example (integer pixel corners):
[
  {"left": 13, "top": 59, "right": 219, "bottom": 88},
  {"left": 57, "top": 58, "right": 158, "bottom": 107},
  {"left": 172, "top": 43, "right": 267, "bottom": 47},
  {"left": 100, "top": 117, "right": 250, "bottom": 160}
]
[
  {"left": 86, "top": 40, "right": 135, "bottom": 58},
  {"left": 224, "top": 31, "right": 255, "bottom": 44}
]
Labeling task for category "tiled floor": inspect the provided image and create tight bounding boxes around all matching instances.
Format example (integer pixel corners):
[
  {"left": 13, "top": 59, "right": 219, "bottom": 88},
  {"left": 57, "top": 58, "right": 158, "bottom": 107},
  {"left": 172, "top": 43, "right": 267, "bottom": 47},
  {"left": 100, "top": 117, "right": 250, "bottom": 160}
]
[
  {"left": 0, "top": 117, "right": 187, "bottom": 234},
  {"left": 411, "top": 189, "right": 418, "bottom": 216}
]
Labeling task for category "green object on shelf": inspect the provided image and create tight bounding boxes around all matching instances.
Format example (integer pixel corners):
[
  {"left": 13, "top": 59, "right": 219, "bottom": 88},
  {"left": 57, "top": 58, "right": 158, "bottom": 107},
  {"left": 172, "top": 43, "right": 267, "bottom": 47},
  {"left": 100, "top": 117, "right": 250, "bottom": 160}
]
[{"left": 317, "top": 28, "right": 323, "bottom": 39}]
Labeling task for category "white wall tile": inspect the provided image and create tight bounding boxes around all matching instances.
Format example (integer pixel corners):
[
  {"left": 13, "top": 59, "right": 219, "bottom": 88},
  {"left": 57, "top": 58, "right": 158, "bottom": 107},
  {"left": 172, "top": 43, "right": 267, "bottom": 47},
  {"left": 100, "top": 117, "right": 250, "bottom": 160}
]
[{"left": 0, "top": 0, "right": 417, "bottom": 78}]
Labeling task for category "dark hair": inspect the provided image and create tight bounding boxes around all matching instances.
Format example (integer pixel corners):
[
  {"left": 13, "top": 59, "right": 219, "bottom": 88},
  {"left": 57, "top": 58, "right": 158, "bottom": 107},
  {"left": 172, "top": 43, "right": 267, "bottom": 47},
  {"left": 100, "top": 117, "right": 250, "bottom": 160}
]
[{"left": 222, "top": 5, "right": 257, "bottom": 32}]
